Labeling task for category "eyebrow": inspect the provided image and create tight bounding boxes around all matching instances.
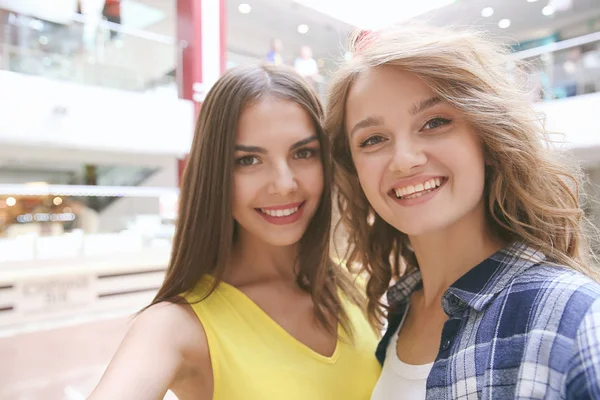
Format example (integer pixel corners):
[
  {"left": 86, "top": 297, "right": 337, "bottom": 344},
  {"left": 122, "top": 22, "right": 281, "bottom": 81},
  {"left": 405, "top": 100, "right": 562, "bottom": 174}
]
[
  {"left": 409, "top": 96, "right": 441, "bottom": 116},
  {"left": 349, "top": 116, "right": 385, "bottom": 138},
  {"left": 234, "top": 135, "right": 318, "bottom": 153},
  {"left": 290, "top": 135, "right": 318, "bottom": 150}
]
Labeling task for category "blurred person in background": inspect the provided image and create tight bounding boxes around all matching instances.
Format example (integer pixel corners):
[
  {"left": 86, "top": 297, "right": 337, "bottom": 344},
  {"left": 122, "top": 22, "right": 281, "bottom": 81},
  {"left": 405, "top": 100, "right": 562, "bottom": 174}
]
[
  {"left": 326, "top": 24, "right": 600, "bottom": 399},
  {"left": 89, "top": 64, "right": 381, "bottom": 400},
  {"left": 266, "top": 38, "right": 284, "bottom": 65},
  {"left": 102, "top": 0, "right": 121, "bottom": 40},
  {"left": 294, "top": 45, "right": 320, "bottom": 89},
  {"left": 78, "top": 0, "right": 106, "bottom": 53}
]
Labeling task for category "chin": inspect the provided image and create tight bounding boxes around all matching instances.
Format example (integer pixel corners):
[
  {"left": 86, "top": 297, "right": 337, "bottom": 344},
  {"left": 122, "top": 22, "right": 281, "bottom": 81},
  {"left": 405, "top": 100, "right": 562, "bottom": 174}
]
[
  {"left": 387, "top": 216, "right": 450, "bottom": 238},
  {"left": 262, "top": 233, "right": 304, "bottom": 247}
]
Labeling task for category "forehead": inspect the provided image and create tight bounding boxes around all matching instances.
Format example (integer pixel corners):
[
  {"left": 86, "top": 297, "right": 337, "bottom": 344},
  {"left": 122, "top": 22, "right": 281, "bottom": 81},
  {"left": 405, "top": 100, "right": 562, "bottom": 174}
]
[
  {"left": 237, "top": 97, "right": 316, "bottom": 144},
  {"left": 345, "top": 66, "right": 436, "bottom": 125}
]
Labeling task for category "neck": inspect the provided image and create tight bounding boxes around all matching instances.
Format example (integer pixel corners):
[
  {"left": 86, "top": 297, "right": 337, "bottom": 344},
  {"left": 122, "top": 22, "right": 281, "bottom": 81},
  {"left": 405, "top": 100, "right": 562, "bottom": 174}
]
[
  {"left": 409, "top": 204, "right": 505, "bottom": 308},
  {"left": 225, "top": 228, "right": 300, "bottom": 287}
]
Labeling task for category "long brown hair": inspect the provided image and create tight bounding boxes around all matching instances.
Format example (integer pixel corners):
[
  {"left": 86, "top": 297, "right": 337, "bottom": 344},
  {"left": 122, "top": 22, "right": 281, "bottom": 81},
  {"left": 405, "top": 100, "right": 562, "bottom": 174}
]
[
  {"left": 151, "top": 64, "right": 362, "bottom": 336},
  {"left": 325, "top": 24, "right": 597, "bottom": 329}
]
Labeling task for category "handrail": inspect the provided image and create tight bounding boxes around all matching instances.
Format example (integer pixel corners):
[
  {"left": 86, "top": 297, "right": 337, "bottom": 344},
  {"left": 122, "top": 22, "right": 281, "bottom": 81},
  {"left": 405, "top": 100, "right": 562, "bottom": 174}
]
[
  {"left": 513, "top": 31, "right": 600, "bottom": 60},
  {"left": 68, "top": 12, "right": 176, "bottom": 45},
  {"left": 0, "top": 184, "right": 179, "bottom": 197}
]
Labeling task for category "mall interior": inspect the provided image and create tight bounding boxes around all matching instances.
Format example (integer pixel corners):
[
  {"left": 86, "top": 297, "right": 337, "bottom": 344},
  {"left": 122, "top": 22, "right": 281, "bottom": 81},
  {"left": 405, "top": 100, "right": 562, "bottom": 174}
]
[{"left": 0, "top": 0, "right": 599, "bottom": 398}]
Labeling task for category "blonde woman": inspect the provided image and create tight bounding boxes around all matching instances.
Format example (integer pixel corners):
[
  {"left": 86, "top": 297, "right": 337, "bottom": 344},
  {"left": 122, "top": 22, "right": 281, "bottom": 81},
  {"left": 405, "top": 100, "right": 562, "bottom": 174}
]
[{"left": 326, "top": 25, "right": 600, "bottom": 399}]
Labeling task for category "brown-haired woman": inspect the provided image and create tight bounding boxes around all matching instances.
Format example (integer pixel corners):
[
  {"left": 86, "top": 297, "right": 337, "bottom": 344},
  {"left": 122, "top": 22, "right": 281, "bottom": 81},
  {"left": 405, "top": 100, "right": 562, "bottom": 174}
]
[
  {"left": 90, "top": 65, "right": 381, "bottom": 400},
  {"left": 326, "top": 24, "right": 600, "bottom": 399}
]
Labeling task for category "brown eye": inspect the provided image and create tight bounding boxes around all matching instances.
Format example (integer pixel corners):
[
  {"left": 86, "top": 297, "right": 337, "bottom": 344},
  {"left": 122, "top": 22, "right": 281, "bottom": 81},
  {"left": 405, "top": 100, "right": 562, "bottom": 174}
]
[
  {"left": 294, "top": 149, "right": 316, "bottom": 159},
  {"left": 236, "top": 156, "right": 260, "bottom": 166}
]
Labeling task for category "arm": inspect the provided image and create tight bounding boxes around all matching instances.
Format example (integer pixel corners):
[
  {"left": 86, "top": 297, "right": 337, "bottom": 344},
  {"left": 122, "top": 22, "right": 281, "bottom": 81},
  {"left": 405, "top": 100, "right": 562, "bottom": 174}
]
[
  {"left": 89, "top": 302, "right": 208, "bottom": 400},
  {"left": 565, "top": 297, "right": 600, "bottom": 399}
]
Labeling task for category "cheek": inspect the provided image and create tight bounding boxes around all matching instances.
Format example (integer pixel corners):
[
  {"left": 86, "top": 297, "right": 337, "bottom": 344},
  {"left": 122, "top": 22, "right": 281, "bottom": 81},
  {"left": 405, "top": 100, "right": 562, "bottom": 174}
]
[
  {"left": 232, "top": 174, "right": 258, "bottom": 212},
  {"left": 451, "top": 137, "right": 486, "bottom": 194},
  {"left": 295, "top": 162, "right": 324, "bottom": 195},
  {"left": 352, "top": 154, "right": 385, "bottom": 199}
]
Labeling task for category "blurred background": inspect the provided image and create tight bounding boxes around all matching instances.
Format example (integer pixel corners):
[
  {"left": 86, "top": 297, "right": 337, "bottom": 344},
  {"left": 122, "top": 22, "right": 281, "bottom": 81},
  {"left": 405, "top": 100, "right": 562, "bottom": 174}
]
[{"left": 0, "top": 0, "right": 599, "bottom": 399}]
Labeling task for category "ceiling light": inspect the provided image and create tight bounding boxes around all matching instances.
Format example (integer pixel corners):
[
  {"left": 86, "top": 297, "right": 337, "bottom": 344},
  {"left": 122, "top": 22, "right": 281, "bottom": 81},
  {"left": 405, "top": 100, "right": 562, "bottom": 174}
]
[
  {"left": 297, "top": 24, "right": 309, "bottom": 34},
  {"left": 527, "top": 0, "right": 538, "bottom": 2},
  {"left": 498, "top": 18, "right": 511, "bottom": 28},
  {"left": 238, "top": 3, "right": 251, "bottom": 14},
  {"left": 6, "top": 197, "right": 16, "bottom": 207},
  {"left": 542, "top": 5, "right": 555, "bottom": 15},
  {"left": 53, "top": 197, "right": 63, "bottom": 206},
  {"left": 481, "top": 7, "right": 494, "bottom": 17}
]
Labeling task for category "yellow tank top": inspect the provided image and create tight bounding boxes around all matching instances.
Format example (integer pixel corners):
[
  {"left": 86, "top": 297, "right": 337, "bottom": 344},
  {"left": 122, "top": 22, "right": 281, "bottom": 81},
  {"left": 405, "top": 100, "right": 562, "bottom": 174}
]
[{"left": 184, "top": 275, "right": 381, "bottom": 400}]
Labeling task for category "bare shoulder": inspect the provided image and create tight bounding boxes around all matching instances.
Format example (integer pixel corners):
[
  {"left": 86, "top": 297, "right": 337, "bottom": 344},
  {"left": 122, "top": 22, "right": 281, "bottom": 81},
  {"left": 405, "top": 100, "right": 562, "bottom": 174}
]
[
  {"left": 136, "top": 301, "right": 206, "bottom": 346},
  {"left": 89, "top": 301, "right": 209, "bottom": 400},
  {"left": 142, "top": 300, "right": 209, "bottom": 361}
]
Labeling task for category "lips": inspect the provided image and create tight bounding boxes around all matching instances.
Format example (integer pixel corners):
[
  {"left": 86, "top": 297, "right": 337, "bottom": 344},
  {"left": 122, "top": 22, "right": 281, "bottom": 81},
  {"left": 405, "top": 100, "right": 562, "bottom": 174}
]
[
  {"left": 388, "top": 177, "right": 448, "bottom": 205},
  {"left": 255, "top": 202, "right": 305, "bottom": 225},
  {"left": 391, "top": 177, "right": 445, "bottom": 199}
]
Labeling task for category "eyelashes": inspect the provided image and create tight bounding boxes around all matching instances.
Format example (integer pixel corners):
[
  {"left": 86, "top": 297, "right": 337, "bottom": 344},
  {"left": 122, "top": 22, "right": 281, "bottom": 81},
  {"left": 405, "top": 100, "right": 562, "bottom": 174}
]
[
  {"left": 358, "top": 116, "right": 453, "bottom": 148},
  {"left": 235, "top": 147, "right": 320, "bottom": 167}
]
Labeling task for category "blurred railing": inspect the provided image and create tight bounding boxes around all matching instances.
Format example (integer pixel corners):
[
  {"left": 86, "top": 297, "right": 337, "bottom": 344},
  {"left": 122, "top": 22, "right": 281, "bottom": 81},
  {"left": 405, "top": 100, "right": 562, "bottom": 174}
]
[
  {"left": 0, "top": 11, "right": 177, "bottom": 93},
  {"left": 0, "top": 185, "right": 178, "bottom": 265},
  {"left": 514, "top": 31, "right": 600, "bottom": 102}
]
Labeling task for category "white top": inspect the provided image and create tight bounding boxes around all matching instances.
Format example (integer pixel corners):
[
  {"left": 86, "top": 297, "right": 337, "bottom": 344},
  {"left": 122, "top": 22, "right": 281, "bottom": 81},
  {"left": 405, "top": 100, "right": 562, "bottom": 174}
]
[{"left": 370, "top": 306, "right": 433, "bottom": 400}]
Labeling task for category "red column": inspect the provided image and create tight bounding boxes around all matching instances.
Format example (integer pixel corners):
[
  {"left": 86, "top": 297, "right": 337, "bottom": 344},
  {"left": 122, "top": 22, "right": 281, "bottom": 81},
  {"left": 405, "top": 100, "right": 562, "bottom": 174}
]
[{"left": 176, "top": 0, "right": 227, "bottom": 185}]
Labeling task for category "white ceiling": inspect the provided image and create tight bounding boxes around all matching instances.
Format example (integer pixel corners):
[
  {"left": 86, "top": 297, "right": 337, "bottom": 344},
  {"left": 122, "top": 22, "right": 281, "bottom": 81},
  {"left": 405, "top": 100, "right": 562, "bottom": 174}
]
[{"left": 412, "top": 0, "right": 600, "bottom": 43}]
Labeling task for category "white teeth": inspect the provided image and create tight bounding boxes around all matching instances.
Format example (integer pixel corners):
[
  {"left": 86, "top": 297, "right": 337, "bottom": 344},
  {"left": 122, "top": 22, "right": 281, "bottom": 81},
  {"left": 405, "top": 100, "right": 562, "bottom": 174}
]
[
  {"left": 393, "top": 178, "right": 444, "bottom": 199},
  {"left": 260, "top": 206, "right": 300, "bottom": 217}
]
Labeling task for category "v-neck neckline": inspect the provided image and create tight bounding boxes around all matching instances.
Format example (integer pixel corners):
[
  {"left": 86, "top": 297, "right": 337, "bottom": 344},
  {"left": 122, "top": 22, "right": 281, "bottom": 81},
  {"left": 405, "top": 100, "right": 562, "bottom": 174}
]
[{"left": 215, "top": 277, "right": 342, "bottom": 363}]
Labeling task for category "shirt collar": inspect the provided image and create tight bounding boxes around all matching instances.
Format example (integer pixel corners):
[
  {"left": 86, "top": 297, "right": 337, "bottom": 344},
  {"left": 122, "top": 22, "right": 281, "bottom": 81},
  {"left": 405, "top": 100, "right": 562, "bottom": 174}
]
[{"left": 386, "top": 242, "right": 546, "bottom": 313}]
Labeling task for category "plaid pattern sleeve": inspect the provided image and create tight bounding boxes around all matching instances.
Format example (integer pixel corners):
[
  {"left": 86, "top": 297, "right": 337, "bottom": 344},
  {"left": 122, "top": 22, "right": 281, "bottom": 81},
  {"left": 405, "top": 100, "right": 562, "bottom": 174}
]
[
  {"left": 377, "top": 242, "right": 600, "bottom": 400},
  {"left": 566, "top": 297, "right": 600, "bottom": 399}
]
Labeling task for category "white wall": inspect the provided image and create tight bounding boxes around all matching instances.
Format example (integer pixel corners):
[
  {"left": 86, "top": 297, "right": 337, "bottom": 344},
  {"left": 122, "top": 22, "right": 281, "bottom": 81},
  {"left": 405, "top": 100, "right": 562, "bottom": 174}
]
[
  {"left": 0, "top": 0, "right": 77, "bottom": 24},
  {"left": 0, "top": 168, "right": 76, "bottom": 184},
  {"left": 98, "top": 158, "right": 178, "bottom": 233},
  {"left": 535, "top": 92, "right": 600, "bottom": 153},
  {"left": 0, "top": 70, "right": 195, "bottom": 156}
]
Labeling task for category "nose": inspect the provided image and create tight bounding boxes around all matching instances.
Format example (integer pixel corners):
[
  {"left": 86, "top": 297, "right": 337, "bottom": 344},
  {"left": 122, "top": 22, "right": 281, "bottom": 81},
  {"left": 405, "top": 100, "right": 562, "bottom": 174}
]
[
  {"left": 388, "top": 137, "right": 427, "bottom": 174},
  {"left": 267, "top": 161, "right": 299, "bottom": 196}
]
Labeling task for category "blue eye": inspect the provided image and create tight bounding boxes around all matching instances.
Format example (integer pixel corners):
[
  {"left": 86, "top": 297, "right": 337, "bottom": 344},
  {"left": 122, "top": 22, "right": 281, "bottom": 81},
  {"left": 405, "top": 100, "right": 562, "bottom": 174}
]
[
  {"left": 236, "top": 156, "right": 260, "bottom": 166},
  {"left": 359, "top": 135, "right": 385, "bottom": 148},
  {"left": 423, "top": 117, "right": 452, "bottom": 130}
]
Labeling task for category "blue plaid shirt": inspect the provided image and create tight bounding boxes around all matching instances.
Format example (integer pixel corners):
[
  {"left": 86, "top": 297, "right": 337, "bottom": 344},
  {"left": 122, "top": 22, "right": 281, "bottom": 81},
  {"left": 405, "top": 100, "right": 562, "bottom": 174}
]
[{"left": 376, "top": 242, "right": 600, "bottom": 399}]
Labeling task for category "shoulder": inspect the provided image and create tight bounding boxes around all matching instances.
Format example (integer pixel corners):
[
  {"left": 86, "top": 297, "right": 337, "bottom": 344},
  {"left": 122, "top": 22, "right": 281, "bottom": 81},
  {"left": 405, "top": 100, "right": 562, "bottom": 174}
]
[
  {"left": 507, "top": 263, "right": 600, "bottom": 332},
  {"left": 88, "top": 301, "right": 209, "bottom": 399},
  {"left": 565, "top": 296, "right": 600, "bottom": 397},
  {"left": 135, "top": 301, "right": 208, "bottom": 360},
  {"left": 513, "top": 263, "right": 600, "bottom": 305}
]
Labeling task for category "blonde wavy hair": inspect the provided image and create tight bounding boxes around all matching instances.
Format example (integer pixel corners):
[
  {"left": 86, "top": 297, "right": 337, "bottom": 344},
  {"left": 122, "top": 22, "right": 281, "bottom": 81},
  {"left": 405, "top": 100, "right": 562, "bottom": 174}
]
[{"left": 325, "top": 24, "right": 598, "bottom": 329}]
